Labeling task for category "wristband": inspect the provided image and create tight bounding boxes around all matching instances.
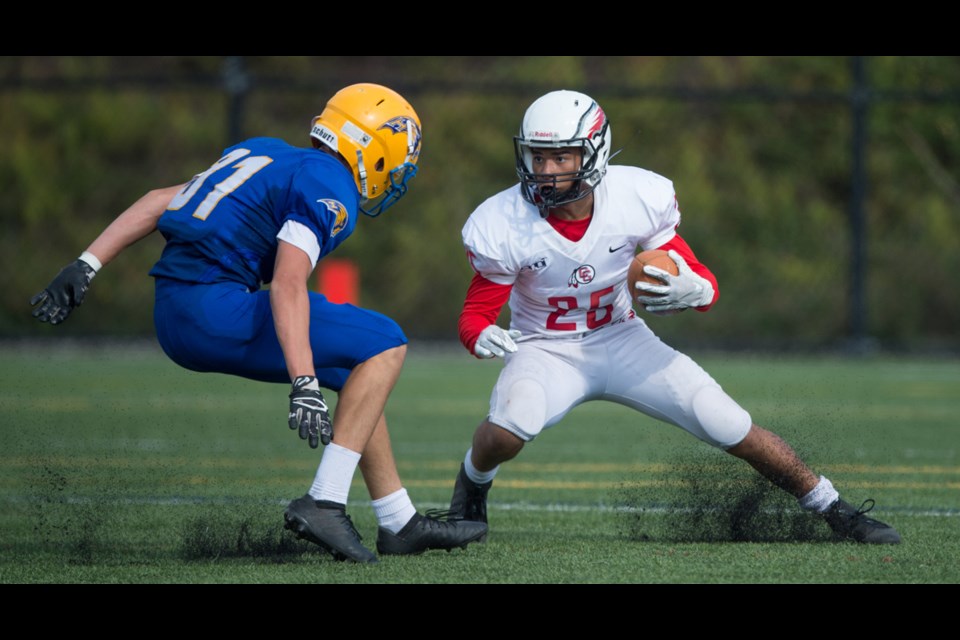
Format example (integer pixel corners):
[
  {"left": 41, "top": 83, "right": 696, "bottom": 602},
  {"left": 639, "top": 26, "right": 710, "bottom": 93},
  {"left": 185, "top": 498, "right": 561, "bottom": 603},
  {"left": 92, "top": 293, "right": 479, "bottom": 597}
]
[{"left": 78, "top": 251, "right": 102, "bottom": 274}]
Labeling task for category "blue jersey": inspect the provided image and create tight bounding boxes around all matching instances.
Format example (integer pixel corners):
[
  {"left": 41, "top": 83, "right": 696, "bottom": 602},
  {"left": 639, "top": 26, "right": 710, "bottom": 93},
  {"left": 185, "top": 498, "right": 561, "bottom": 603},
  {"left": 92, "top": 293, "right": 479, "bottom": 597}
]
[{"left": 149, "top": 137, "right": 359, "bottom": 290}]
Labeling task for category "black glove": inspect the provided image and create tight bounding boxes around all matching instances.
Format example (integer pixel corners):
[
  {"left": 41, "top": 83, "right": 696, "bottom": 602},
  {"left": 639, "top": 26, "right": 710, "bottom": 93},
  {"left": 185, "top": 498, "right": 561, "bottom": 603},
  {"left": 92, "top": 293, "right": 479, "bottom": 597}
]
[
  {"left": 30, "top": 259, "right": 97, "bottom": 325},
  {"left": 288, "top": 375, "right": 333, "bottom": 448}
]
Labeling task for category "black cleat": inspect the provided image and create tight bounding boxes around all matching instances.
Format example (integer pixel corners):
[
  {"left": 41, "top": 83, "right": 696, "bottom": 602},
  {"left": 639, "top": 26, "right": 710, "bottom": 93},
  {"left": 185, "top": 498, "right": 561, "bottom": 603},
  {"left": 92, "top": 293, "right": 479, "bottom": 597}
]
[
  {"left": 823, "top": 498, "right": 901, "bottom": 544},
  {"left": 376, "top": 510, "right": 488, "bottom": 556},
  {"left": 284, "top": 494, "right": 378, "bottom": 563},
  {"left": 449, "top": 463, "right": 492, "bottom": 541},
  {"left": 449, "top": 463, "right": 492, "bottom": 523}
]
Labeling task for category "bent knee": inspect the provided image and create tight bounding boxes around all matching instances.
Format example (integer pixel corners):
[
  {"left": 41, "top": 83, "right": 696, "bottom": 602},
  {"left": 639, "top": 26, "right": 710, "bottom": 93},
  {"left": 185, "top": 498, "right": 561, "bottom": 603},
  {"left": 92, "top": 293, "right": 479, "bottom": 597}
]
[
  {"left": 476, "top": 419, "right": 525, "bottom": 460},
  {"left": 691, "top": 385, "right": 752, "bottom": 449},
  {"left": 490, "top": 377, "right": 548, "bottom": 441},
  {"left": 373, "top": 343, "right": 406, "bottom": 370}
]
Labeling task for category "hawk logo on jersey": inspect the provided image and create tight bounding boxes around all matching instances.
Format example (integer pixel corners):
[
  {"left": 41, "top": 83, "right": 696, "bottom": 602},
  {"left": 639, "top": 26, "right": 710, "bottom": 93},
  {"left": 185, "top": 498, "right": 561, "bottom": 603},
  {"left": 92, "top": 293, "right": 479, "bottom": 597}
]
[
  {"left": 379, "top": 117, "right": 422, "bottom": 163},
  {"left": 317, "top": 199, "right": 349, "bottom": 237},
  {"left": 568, "top": 264, "right": 595, "bottom": 288}
]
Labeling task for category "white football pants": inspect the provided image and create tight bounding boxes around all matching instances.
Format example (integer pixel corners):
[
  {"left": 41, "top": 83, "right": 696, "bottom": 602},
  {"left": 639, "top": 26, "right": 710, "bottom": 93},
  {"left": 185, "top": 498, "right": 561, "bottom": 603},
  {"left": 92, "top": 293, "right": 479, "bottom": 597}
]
[{"left": 487, "top": 316, "right": 752, "bottom": 449}]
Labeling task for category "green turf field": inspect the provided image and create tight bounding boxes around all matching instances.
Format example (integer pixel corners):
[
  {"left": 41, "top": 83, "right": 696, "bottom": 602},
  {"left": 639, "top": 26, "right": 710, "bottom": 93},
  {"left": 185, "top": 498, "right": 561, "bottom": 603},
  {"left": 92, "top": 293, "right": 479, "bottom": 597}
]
[{"left": 1, "top": 340, "right": 957, "bottom": 584}]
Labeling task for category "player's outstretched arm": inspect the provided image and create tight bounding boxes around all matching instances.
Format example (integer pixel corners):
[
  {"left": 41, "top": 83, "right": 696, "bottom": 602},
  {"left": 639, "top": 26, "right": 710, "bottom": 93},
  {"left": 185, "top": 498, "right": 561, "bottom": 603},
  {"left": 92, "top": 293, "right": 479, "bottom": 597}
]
[
  {"left": 30, "top": 185, "right": 183, "bottom": 325},
  {"left": 85, "top": 185, "right": 184, "bottom": 267}
]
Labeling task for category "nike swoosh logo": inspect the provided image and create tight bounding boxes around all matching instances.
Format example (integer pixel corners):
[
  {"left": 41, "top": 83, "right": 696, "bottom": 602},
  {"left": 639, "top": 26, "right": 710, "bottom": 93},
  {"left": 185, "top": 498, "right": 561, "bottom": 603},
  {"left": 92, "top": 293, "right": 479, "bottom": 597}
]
[{"left": 609, "top": 244, "right": 629, "bottom": 253}]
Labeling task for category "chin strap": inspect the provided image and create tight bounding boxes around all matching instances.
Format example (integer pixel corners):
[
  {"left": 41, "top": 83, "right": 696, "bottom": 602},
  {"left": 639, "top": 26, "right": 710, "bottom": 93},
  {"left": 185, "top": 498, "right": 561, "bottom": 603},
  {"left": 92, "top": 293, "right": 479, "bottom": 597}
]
[
  {"left": 534, "top": 181, "right": 585, "bottom": 217},
  {"left": 532, "top": 192, "right": 549, "bottom": 218}
]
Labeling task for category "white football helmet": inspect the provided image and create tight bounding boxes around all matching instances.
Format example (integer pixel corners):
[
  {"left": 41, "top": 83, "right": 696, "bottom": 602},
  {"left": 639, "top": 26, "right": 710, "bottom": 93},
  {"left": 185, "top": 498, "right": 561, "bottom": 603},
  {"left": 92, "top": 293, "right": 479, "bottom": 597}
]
[{"left": 514, "top": 90, "right": 612, "bottom": 216}]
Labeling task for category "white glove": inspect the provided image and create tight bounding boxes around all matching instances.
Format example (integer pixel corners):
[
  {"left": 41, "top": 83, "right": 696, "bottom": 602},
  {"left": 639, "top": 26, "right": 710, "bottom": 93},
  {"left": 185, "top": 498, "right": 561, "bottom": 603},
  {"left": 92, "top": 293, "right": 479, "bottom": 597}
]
[
  {"left": 635, "top": 249, "right": 715, "bottom": 314},
  {"left": 474, "top": 325, "right": 522, "bottom": 359}
]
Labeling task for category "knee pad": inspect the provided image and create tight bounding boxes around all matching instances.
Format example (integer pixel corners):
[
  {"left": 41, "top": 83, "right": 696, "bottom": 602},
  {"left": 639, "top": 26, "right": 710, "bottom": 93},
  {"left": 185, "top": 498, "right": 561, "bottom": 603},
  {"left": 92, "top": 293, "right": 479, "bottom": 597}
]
[
  {"left": 490, "top": 377, "right": 548, "bottom": 441},
  {"left": 690, "top": 385, "right": 752, "bottom": 449}
]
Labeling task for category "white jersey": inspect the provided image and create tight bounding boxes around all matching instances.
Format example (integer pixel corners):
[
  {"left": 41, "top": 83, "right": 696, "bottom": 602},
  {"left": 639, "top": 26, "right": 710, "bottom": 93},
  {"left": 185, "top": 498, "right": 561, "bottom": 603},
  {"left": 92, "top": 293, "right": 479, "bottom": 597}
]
[{"left": 462, "top": 165, "right": 681, "bottom": 338}]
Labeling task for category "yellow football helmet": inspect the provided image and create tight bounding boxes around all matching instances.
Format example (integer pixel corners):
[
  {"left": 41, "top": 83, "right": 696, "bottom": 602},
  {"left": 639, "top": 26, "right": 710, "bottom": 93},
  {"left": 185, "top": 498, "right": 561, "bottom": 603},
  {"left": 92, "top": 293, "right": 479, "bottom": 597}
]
[{"left": 310, "top": 83, "right": 422, "bottom": 217}]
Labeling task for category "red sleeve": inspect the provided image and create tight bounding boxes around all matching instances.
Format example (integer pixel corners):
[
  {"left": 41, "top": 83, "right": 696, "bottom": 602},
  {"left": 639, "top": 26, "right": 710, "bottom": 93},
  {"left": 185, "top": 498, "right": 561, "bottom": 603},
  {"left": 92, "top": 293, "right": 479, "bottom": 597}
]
[
  {"left": 458, "top": 272, "right": 513, "bottom": 356},
  {"left": 655, "top": 234, "right": 720, "bottom": 312}
]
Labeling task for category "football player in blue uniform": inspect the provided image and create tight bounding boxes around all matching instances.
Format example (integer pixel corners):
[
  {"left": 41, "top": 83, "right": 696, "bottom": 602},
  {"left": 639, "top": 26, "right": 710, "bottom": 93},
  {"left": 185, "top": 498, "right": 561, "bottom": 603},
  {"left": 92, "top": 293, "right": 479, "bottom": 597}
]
[{"left": 30, "top": 83, "right": 488, "bottom": 563}]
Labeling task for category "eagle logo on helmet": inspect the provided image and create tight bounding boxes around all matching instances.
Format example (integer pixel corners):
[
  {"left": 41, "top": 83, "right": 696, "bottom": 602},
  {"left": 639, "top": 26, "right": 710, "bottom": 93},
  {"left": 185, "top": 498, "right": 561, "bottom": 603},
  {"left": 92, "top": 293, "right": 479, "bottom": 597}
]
[
  {"left": 317, "top": 198, "right": 349, "bottom": 237},
  {"left": 379, "top": 116, "right": 422, "bottom": 163}
]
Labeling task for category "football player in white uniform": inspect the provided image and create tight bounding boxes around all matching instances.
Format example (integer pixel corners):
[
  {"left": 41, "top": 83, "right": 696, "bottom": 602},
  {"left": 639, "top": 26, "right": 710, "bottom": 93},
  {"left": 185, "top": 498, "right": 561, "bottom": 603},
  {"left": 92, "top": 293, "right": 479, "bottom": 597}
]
[{"left": 448, "top": 89, "right": 900, "bottom": 544}]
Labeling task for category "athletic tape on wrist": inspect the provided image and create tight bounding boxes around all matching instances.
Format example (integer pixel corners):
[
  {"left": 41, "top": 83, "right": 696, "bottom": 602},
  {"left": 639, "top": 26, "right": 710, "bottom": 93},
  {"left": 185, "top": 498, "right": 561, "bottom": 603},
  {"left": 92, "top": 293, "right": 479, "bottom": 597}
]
[{"left": 78, "top": 251, "right": 103, "bottom": 274}]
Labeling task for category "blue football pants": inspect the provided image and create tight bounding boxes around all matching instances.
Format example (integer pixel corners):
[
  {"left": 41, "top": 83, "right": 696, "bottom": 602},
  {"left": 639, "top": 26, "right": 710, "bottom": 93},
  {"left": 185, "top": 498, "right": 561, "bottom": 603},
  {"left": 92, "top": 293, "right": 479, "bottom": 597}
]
[{"left": 153, "top": 278, "right": 408, "bottom": 391}]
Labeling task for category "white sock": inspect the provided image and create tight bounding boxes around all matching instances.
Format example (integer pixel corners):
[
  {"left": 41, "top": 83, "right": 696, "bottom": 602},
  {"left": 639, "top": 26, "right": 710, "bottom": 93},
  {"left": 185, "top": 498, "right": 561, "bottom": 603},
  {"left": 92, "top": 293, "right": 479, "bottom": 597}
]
[
  {"left": 308, "top": 443, "right": 361, "bottom": 505},
  {"left": 798, "top": 475, "right": 840, "bottom": 513},
  {"left": 464, "top": 447, "right": 498, "bottom": 485},
  {"left": 372, "top": 488, "right": 417, "bottom": 534}
]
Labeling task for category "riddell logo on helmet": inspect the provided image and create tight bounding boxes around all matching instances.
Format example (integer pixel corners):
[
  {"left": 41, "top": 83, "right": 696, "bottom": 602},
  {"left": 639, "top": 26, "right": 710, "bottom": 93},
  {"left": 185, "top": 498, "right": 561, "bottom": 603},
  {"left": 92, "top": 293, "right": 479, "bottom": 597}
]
[{"left": 531, "top": 131, "right": 557, "bottom": 139}]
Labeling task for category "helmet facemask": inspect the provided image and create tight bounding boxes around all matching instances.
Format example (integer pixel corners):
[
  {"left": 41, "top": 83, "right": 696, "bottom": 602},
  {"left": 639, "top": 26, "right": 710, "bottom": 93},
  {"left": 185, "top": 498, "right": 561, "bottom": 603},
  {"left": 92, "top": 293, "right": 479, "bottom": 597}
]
[
  {"left": 514, "top": 131, "right": 608, "bottom": 215},
  {"left": 358, "top": 153, "right": 419, "bottom": 218}
]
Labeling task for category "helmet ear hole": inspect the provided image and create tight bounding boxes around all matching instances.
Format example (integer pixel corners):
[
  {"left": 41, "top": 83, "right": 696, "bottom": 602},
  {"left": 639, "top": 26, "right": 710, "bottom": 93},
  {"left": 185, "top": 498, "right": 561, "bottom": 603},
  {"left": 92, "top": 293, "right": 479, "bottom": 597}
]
[{"left": 375, "top": 157, "right": 385, "bottom": 172}]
